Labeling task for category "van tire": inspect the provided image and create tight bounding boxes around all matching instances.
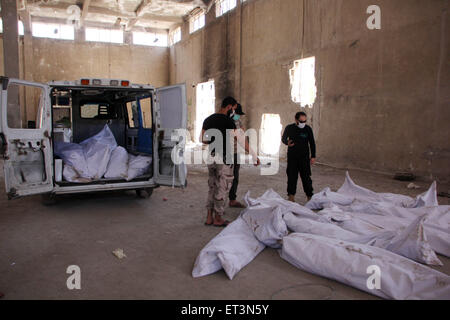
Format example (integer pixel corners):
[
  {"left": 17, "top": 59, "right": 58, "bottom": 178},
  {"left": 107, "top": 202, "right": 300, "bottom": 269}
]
[
  {"left": 41, "top": 193, "right": 57, "bottom": 205},
  {"left": 136, "top": 188, "right": 153, "bottom": 199}
]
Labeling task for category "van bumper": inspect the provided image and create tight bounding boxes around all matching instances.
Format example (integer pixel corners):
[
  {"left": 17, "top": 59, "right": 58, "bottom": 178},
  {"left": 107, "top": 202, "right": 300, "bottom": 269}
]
[{"left": 53, "top": 181, "right": 159, "bottom": 195}]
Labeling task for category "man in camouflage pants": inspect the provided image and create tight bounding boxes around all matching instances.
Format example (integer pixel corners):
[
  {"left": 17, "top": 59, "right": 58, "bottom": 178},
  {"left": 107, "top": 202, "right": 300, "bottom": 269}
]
[
  {"left": 201, "top": 97, "right": 260, "bottom": 227},
  {"left": 206, "top": 164, "right": 235, "bottom": 226}
]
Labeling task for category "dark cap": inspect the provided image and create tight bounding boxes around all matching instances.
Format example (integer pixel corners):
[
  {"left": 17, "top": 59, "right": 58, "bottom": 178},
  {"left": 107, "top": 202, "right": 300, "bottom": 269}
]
[{"left": 235, "top": 103, "right": 245, "bottom": 115}]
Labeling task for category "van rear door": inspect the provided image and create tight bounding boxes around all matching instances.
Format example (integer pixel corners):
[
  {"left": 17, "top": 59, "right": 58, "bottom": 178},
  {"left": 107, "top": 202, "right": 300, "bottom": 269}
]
[
  {"left": 0, "top": 77, "right": 53, "bottom": 199},
  {"left": 153, "top": 84, "right": 187, "bottom": 187}
]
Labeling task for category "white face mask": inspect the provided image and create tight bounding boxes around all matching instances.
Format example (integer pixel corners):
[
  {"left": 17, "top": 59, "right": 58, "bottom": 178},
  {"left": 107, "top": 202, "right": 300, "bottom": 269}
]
[{"left": 298, "top": 123, "right": 306, "bottom": 129}]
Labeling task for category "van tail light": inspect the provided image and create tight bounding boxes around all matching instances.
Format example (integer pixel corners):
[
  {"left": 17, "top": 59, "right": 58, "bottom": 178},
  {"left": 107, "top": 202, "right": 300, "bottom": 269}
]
[
  {"left": 110, "top": 80, "right": 119, "bottom": 86},
  {"left": 121, "top": 80, "right": 130, "bottom": 86},
  {"left": 92, "top": 79, "right": 101, "bottom": 85},
  {"left": 81, "top": 79, "right": 90, "bottom": 85}
]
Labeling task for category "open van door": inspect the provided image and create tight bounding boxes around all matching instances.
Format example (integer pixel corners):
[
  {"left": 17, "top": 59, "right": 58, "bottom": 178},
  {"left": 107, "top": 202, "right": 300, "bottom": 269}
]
[
  {"left": 153, "top": 84, "right": 187, "bottom": 187},
  {"left": 0, "top": 77, "right": 53, "bottom": 199}
]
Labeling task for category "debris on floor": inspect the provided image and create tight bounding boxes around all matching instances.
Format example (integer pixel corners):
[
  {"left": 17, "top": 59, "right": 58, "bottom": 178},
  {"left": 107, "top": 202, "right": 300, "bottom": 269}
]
[
  {"left": 394, "top": 172, "right": 416, "bottom": 181},
  {"left": 438, "top": 191, "right": 450, "bottom": 198},
  {"left": 192, "top": 172, "right": 450, "bottom": 299},
  {"left": 407, "top": 182, "right": 420, "bottom": 189},
  {"left": 112, "top": 248, "right": 127, "bottom": 259}
]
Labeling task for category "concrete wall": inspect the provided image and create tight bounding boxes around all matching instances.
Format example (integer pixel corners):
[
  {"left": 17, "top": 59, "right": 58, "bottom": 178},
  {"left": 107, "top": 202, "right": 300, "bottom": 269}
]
[
  {"left": 0, "top": 33, "right": 169, "bottom": 124},
  {"left": 28, "top": 38, "right": 169, "bottom": 86},
  {"left": 170, "top": 0, "right": 450, "bottom": 182}
]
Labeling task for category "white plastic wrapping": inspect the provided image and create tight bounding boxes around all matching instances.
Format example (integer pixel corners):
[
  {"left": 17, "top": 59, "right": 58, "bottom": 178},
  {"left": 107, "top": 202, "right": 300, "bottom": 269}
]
[
  {"left": 62, "top": 165, "right": 91, "bottom": 183},
  {"left": 81, "top": 141, "right": 112, "bottom": 180},
  {"left": 338, "top": 171, "right": 438, "bottom": 208},
  {"left": 80, "top": 125, "right": 118, "bottom": 180},
  {"left": 244, "top": 189, "right": 320, "bottom": 221},
  {"left": 241, "top": 205, "right": 288, "bottom": 248},
  {"left": 104, "top": 146, "right": 129, "bottom": 179},
  {"left": 318, "top": 205, "right": 384, "bottom": 235},
  {"left": 79, "top": 124, "right": 118, "bottom": 151},
  {"left": 192, "top": 177, "right": 449, "bottom": 299},
  {"left": 333, "top": 173, "right": 449, "bottom": 257},
  {"left": 381, "top": 215, "right": 442, "bottom": 266},
  {"left": 410, "top": 181, "right": 438, "bottom": 207},
  {"left": 305, "top": 187, "right": 354, "bottom": 210},
  {"left": 192, "top": 217, "right": 266, "bottom": 280},
  {"left": 127, "top": 155, "right": 152, "bottom": 181},
  {"left": 62, "top": 165, "right": 79, "bottom": 182},
  {"left": 280, "top": 233, "right": 450, "bottom": 300},
  {"left": 284, "top": 212, "right": 359, "bottom": 240},
  {"left": 284, "top": 210, "right": 442, "bottom": 265},
  {"left": 56, "top": 125, "right": 153, "bottom": 182},
  {"left": 54, "top": 142, "right": 90, "bottom": 178}
]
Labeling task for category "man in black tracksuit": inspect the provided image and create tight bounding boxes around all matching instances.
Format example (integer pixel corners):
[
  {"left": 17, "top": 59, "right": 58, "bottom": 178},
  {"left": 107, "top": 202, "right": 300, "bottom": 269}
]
[{"left": 281, "top": 111, "right": 316, "bottom": 202}]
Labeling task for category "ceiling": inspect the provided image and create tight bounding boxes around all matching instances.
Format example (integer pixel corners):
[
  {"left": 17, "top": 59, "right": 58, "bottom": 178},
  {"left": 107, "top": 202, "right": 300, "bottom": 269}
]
[{"left": 21, "top": 0, "right": 212, "bottom": 31}]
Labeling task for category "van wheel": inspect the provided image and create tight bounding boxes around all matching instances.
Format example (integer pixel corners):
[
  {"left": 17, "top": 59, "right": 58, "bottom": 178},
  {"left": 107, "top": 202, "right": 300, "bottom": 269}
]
[
  {"left": 136, "top": 188, "right": 153, "bottom": 199},
  {"left": 41, "top": 193, "right": 57, "bottom": 206}
]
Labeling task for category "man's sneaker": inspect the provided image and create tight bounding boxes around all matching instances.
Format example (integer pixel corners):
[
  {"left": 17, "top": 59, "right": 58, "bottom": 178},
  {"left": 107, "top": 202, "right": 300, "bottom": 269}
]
[{"left": 288, "top": 195, "right": 295, "bottom": 202}]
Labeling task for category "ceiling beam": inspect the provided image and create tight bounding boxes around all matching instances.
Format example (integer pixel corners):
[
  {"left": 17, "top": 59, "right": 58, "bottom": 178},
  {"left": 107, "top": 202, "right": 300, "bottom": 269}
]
[
  {"left": 141, "top": 14, "right": 183, "bottom": 23},
  {"left": 26, "top": 0, "right": 186, "bottom": 29},
  {"left": 126, "top": 0, "right": 152, "bottom": 31},
  {"left": 18, "top": 8, "right": 32, "bottom": 34},
  {"left": 26, "top": 1, "right": 135, "bottom": 19},
  {"left": 80, "top": 0, "right": 91, "bottom": 26},
  {"left": 197, "top": 0, "right": 210, "bottom": 8}
]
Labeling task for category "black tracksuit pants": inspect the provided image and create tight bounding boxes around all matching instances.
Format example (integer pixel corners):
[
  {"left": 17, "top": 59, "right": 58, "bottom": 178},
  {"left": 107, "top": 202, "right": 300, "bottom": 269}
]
[{"left": 287, "top": 155, "right": 313, "bottom": 197}]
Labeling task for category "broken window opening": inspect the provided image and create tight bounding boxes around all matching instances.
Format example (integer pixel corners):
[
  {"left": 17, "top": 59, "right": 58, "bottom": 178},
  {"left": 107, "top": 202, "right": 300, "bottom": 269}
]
[
  {"left": 289, "top": 56, "right": 317, "bottom": 108},
  {"left": 133, "top": 31, "right": 168, "bottom": 47},
  {"left": 195, "top": 80, "right": 215, "bottom": 143},
  {"left": 169, "top": 27, "right": 181, "bottom": 46},
  {"left": 190, "top": 11, "right": 205, "bottom": 34},
  {"left": 32, "top": 22, "right": 74, "bottom": 40},
  {"left": 216, "top": 0, "right": 237, "bottom": 17},
  {"left": 85, "top": 27, "right": 123, "bottom": 44},
  {"left": 0, "top": 19, "right": 24, "bottom": 36},
  {"left": 260, "top": 114, "right": 282, "bottom": 155}
]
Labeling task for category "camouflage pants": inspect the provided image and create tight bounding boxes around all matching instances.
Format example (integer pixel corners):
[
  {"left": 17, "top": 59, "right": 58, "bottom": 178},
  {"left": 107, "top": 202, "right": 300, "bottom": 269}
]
[{"left": 206, "top": 163, "right": 235, "bottom": 216}]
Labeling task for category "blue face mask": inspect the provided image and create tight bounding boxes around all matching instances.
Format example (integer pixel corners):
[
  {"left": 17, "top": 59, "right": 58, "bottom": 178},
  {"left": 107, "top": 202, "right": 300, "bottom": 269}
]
[{"left": 233, "top": 114, "right": 241, "bottom": 121}]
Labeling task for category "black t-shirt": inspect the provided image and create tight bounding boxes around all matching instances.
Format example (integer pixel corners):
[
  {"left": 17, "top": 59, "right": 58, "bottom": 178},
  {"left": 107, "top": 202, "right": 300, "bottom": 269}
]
[
  {"left": 281, "top": 123, "right": 316, "bottom": 158},
  {"left": 202, "top": 113, "right": 236, "bottom": 164}
]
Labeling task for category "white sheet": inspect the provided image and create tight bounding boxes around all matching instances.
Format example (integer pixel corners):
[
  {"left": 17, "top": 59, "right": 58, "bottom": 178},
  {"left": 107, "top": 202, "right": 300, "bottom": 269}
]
[
  {"left": 241, "top": 204, "right": 288, "bottom": 249},
  {"left": 280, "top": 233, "right": 450, "bottom": 300},
  {"left": 192, "top": 217, "right": 266, "bottom": 280},
  {"left": 192, "top": 174, "right": 450, "bottom": 299}
]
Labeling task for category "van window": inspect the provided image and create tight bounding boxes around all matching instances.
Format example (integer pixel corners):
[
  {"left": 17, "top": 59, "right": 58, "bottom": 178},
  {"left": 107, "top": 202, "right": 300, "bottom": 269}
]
[
  {"left": 139, "top": 97, "right": 152, "bottom": 129},
  {"left": 6, "top": 83, "right": 45, "bottom": 129},
  {"left": 80, "top": 103, "right": 116, "bottom": 119},
  {"left": 126, "top": 101, "right": 139, "bottom": 128}
]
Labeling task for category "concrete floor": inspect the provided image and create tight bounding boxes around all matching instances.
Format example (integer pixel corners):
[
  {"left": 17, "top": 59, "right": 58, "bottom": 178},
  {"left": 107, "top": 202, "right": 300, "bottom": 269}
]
[{"left": 0, "top": 161, "right": 449, "bottom": 300}]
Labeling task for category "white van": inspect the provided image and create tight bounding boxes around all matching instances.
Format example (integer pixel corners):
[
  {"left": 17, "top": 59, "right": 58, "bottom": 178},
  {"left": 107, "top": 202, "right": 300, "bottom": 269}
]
[{"left": 0, "top": 77, "right": 187, "bottom": 202}]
